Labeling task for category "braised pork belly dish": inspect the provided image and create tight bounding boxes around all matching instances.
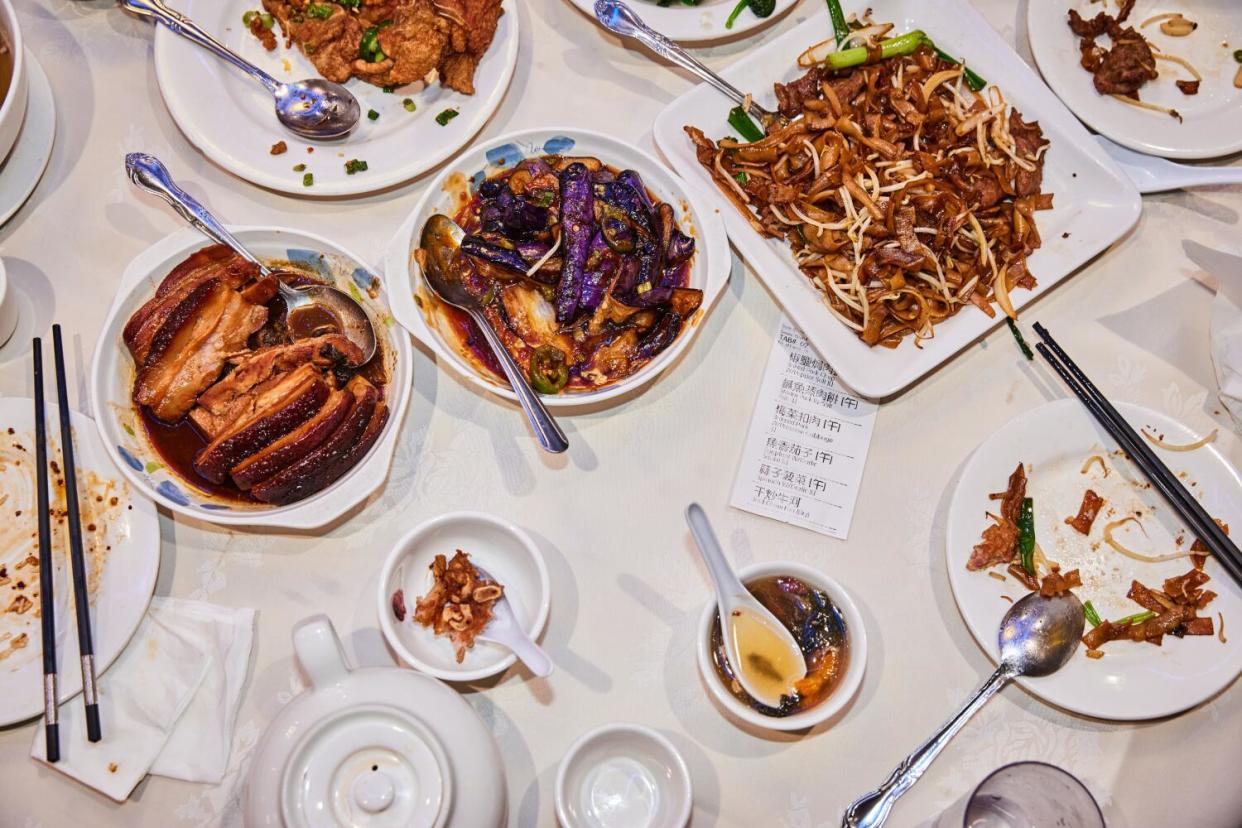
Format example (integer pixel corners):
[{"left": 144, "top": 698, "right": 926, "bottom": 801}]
[
  {"left": 123, "top": 245, "right": 389, "bottom": 506},
  {"left": 686, "top": 28, "right": 1052, "bottom": 348},
  {"left": 258, "top": 0, "right": 503, "bottom": 95},
  {"left": 419, "top": 155, "right": 702, "bottom": 393}
]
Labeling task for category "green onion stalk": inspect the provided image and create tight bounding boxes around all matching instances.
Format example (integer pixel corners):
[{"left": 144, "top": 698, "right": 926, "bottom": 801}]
[
  {"left": 728, "top": 106, "right": 764, "bottom": 142},
  {"left": 822, "top": 30, "right": 988, "bottom": 92},
  {"left": 826, "top": 0, "right": 849, "bottom": 47},
  {"left": 1083, "top": 601, "right": 1102, "bottom": 628},
  {"left": 1017, "top": 497, "right": 1036, "bottom": 577}
]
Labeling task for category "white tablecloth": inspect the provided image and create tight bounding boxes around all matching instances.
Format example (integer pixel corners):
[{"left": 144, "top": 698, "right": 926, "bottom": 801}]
[{"left": 1, "top": 1, "right": 1240, "bottom": 825}]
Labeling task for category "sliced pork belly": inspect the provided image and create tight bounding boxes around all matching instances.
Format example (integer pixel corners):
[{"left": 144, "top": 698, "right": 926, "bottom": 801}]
[
  {"left": 230, "top": 385, "right": 352, "bottom": 490},
  {"left": 132, "top": 277, "right": 269, "bottom": 421},
  {"left": 190, "top": 335, "right": 364, "bottom": 439},
  {"left": 249, "top": 376, "right": 387, "bottom": 505},
  {"left": 193, "top": 365, "right": 327, "bottom": 483}
]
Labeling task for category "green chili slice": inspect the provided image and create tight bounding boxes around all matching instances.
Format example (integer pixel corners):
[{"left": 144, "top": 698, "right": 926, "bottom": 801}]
[
  {"left": 529, "top": 345, "right": 569, "bottom": 394},
  {"left": 1018, "top": 497, "right": 1036, "bottom": 577}
]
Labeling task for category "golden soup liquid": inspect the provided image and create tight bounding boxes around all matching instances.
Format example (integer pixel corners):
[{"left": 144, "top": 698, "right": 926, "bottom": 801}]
[{"left": 0, "top": 34, "right": 12, "bottom": 109}]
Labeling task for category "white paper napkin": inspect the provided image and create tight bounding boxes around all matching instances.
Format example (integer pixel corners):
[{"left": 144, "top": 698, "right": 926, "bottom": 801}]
[
  {"left": 30, "top": 597, "right": 255, "bottom": 801},
  {"left": 1211, "top": 290, "right": 1242, "bottom": 432}
]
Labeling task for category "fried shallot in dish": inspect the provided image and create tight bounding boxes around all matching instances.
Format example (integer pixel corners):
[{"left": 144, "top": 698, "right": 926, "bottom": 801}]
[
  {"left": 412, "top": 550, "right": 504, "bottom": 662},
  {"left": 687, "top": 41, "right": 1051, "bottom": 347}
]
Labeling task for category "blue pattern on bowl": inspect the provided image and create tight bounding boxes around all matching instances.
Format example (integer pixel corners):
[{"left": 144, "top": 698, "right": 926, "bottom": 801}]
[
  {"left": 351, "top": 267, "right": 378, "bottom": 291},
  {"left": 542, "top": 136, "right": 575, "bottom": 154},
  {"left": 285, "top": 248, "right": 331, "bottom": 278},
  {"left": 484, "top": 143, "right": 524, "bottom": 169},
  {"left": 156, "top": 480, "right": 191, "bottom": 507},
  {"left": 116, "top": 445, "right": 143, "bottom": 472}
]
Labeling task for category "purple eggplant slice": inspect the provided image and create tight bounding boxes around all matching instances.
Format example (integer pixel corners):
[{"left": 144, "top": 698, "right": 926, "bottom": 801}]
[
  {"left": 556, "top": 162, "right": 595, "bottom": 323},
  {"left": 460, "top": 235, "right": 528, "bottom": 276}
]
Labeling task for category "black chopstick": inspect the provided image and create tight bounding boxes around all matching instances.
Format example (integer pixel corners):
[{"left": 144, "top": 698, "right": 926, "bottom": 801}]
[
  {"left": 50, "top": 325, "right": 101, "bottom": 743},
  {"left": 1033, "top": 323, "right": 1242, "bottom": 589},
  {"left": 32, "top": 339, "right": 59, "bottom": 762}
]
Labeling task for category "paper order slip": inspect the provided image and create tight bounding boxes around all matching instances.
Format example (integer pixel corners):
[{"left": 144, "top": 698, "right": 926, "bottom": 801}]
[{"left": 730, "top": 316, "right": 878, "bottom": 539}]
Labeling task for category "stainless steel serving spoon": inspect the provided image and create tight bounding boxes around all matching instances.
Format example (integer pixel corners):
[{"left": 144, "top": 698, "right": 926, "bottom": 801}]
[
  {"left": 125, "top": 153, "right": 378, "bottom": 363},
  {"left": 842, "top": 591, "right": 1085, "bottom": 828},
  {"left": 594, "top": 0, "right": 772, "bottom": 123},
  {"left": 418, "top": 214, "right": 569, "bottom": 455},
  {"left": 121, "top": 0, "right": 360, "bottom": 140}
]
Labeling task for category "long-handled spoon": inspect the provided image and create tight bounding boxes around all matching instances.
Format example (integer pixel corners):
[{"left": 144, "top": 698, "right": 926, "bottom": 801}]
[
  {"left": 126, "top": 153, "right": 378, "bottom": 363},
  {"left": 1096, "top": 135, "right": 1242, "bottom": 193},
  {"left": 418, "top": 214, "right": 569, "bottom": 454},
  {"left": 121, "top": 0, "right": 360, "bottom": 140},
  {"left": 474, "top": 564, "right": 553, "bottom": 678},
  {"left": 685, "top": 503, "right": 807, "bottom": 710},
  {"left": 842, "top": 591, "right": 1085, "bottom": 828},
  {"left": 594, "top": 0, "right": 772, "bottom": 123}
]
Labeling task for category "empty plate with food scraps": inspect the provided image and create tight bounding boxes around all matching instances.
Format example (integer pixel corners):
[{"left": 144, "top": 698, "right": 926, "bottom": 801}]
[
  {"left": 653, "top": 0, "right": 1140, "bottom": 399},
  {"left": 0, "top": 398, "right": 160, "bottom": 727},
  {"left": 947, "top": 399, "right": 1242, "bottom": 720},
  {"left": 379, "top": 511, "right": 550, "bottom": 682},
  {"left": 1028, "top": 0, "right": 1242, "bottom": 159},
  {"left": 151, "top": 0, "right": 519, "bottom": 195}
]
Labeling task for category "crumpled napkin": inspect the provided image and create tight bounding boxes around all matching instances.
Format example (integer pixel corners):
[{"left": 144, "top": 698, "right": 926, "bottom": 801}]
[{"left": 30, "top": 597, "right": 255, "bottom": 801}]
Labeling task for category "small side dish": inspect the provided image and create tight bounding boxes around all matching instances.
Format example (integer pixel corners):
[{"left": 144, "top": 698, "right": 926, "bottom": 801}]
[
  {"left": 709, "top": 574, "right": 849, "bottom": 717},
  {"left": 393, "top": 549, "right": 504, "bottom": 663},
  {"left": 123, "top": 245, "right": 390, "bottom": 506},
  {"left": 418, "top": 154, "right": 703, "bottom": 393}
]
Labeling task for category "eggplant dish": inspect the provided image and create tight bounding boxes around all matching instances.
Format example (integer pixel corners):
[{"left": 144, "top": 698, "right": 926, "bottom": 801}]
[
  {"left": 419, "top": 155, "right": 703, "bottom": 394},
  {"left": 123, "top": 245, "right": 389, "bottom": 506},
  {"left": 686, "top": 27, "right": 1052, "bottom": 348}
]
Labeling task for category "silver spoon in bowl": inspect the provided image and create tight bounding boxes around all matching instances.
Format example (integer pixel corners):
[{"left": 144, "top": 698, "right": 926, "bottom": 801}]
[
  {"left": 125, "top": 153, "right": 378, "bottom": 363},
  {"left": 418, "top": 214, "right": 569, "bottom": 455},
  {"left": 120, "top": 0, "right": 360, "bottom": 140},
  {"left": 842, "top": 590, "right": 1085, "bottom": 828}
]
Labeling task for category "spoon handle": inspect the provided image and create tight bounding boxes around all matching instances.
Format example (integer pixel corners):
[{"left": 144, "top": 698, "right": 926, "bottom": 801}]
[
  {"left": 489, "top": 627, "right": 554, "bottom": 678},
  {"left": 120, "top": 0, "right": 279, "bottom": 93},
  {"left": 594, "top": 0, "right": 767, "bottom": 122},
  {"left": 685, "top": 503, "right": 748, "bottom": 602},
  {"left": 124, "top": 153, "right": 268, "bottom": 275},
  {"left": 468, "top": 310, "right": 569, "bottom": 454},
  {"left": 842, "top": 666, "right": 1012, "bottom": 828}
]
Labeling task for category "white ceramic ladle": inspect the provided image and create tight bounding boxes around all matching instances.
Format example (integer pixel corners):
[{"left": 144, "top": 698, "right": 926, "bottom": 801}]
[
  {"left": 1097, "top": 135, "right": 1242, "bottom": 193},
  {"left": 474, "top": 564, "right": 553, "bottom": 678},
  {"left": 684, "top": 503, "right": 806, "bottom": 709}
]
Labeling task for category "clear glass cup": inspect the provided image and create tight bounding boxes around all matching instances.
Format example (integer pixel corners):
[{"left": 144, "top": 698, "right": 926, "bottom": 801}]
[{"left": 934, "top": 761, "right": 1104, "bottom": 828}]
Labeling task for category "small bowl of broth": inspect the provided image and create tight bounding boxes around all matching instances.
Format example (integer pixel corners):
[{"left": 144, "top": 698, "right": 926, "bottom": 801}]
[
  {"left": 696, "top": 561, "right": 867, "bottom": 731},
  {"left": 0, "top": 0, "right": 26, "bottom": 169}
]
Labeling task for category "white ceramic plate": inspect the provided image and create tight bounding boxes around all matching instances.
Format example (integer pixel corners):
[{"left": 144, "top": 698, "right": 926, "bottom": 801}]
[
  {"left": 1028, "top": 1, "right": 1242, "bottom": 160},
  {"left": 0, "top": 50, "right": 54, "bottom": 228},
  {"left": 653, "top": 0, "right": 1142, "bottom": 399},
  {"left": 0, "top": 399, "right": 160, "bottom": 727},
  {"left": 384, "top": 127, "right": 731, "bottom": 410},
  {"left": 378, "top": 512, "right": 550, "bottom": 682},
  {"left": 152, "top": 0, "right": 519, "bottom": 196},
  {"left": 570, "top": 0, "right": 800, "bottom": 44},
  {"left": 946, "top": 399, "right": 1242, "bottom": 720},
  {"left": 90, "top": 226, "right": 413, "bottom": 529}
]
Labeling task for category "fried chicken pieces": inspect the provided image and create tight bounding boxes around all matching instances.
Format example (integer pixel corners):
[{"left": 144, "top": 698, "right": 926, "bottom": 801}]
[{"left": 261, "top": 0, "right": 502, "bottom": 94}]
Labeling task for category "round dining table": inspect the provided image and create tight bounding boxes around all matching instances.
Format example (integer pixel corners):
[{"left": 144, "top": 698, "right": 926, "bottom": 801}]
[{"left": 1, "top": 0, "right": 1240, "bottom": 826}]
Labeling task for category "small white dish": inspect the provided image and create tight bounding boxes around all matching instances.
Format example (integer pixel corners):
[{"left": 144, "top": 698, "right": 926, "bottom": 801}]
[
  {"left": 652, "top": 0, "right": 1142, "bottom": 399},
  {"left": 696, "top": 560, "right": 866, "bottom": 731},
  {"left": 384, "top": 126, "right": 731, "bottom": 411},
  {"left": 946, "top": 399, "right": 1242, "bottom": 720},
  {"left": 0, "top": 256, "right": 17, "bottom": 346},
  {"left": 378, "top": 511, "right": 551, "bottom": 682},
  {"left": 246, "top": 615, "right": 506, "bottom": 828},
  {"left": 0, "top": 49, "right": 54, "bottom": 228},
  {"left": 571, "top": 0, "right": 800, "bottom": 44},
  {"left": 555, "top": 723, "right": 693, "bottom": 828},
  {"left": 1029, "top": 0, "right": 1242, "bottom": 160},
  {"left": 151, "top": 0, "right": 519, "bottom": 196},
  {"left": 89, "top": 225, "right": 413, "bottom": 528}
]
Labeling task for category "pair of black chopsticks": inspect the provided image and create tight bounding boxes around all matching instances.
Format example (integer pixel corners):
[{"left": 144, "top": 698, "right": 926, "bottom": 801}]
[
  {"left": 33, "top": 325, "right": 102, "bottom": 763},
  {"left": 1033, "top": 322, "right": 1242, "bottom": 589}
]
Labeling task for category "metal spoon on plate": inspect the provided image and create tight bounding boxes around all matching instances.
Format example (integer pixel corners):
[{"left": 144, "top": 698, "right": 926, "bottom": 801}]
[
  {"left": 418, "top": 214, "right": 569, "bottom": 455},
  {"left": 120, "top": 0, "right": 360, "bottom": 140},
  {"left": 594, "top": 0, "right": 772, "bottom": 123},
  {"left": 474, "top": 564, "right": 553, "bottom": 677},
  {"left": 842, "top": 590, "right": 1085, "bottom": 828},
  {"left": 685, "top": 503, "right": 807, "bottom": 710},
  {"left": 125, "top": 153, "right": 378, "bottom": 363}
]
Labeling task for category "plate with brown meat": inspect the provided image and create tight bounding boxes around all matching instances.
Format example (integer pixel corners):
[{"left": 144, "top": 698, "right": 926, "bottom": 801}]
[
  {"left": 947, "top": 399, "right": 1242, "bottom": 720},
  {"left": 151, "top": 0, "right": 518, "bottom": 195},
  {"left": 1029, "top": 1, "right": 1242, "bottom": 159},
  {"left": 90, "top": 225, "right": 413, "bottom": 528},
  {"left": 654, "top": 0, "right": 1139, "bottom": 399}
]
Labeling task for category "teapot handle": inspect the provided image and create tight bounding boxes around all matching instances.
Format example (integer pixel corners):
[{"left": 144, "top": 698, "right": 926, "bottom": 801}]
[{"left": 292, "top": 615, "right": 351, "bottom": 689}]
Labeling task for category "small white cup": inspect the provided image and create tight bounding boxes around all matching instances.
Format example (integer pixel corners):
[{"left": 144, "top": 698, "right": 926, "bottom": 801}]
[{"left": 0, "top": 257, "right": 17, "bottom": 347}]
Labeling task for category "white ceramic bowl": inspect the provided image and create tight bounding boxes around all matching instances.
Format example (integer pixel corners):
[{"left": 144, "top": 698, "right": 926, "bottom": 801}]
[
  {"left": 384, "top": 127, "right": 731, "bottom": 411},
  {"left": 0, "top": 0, "right": 27, "bottom": 168},
  {"left": 555, "top": 723, "right": 693, "bottom": 828},
  {"left": 378, "top": 511, "right": 550, "bottom": 682},
  {"left": 90, "top": 226, "right": 413, "bottom": 529},
  {"left": 696, "top": 561, "right": 867, "bottom": 732}
]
